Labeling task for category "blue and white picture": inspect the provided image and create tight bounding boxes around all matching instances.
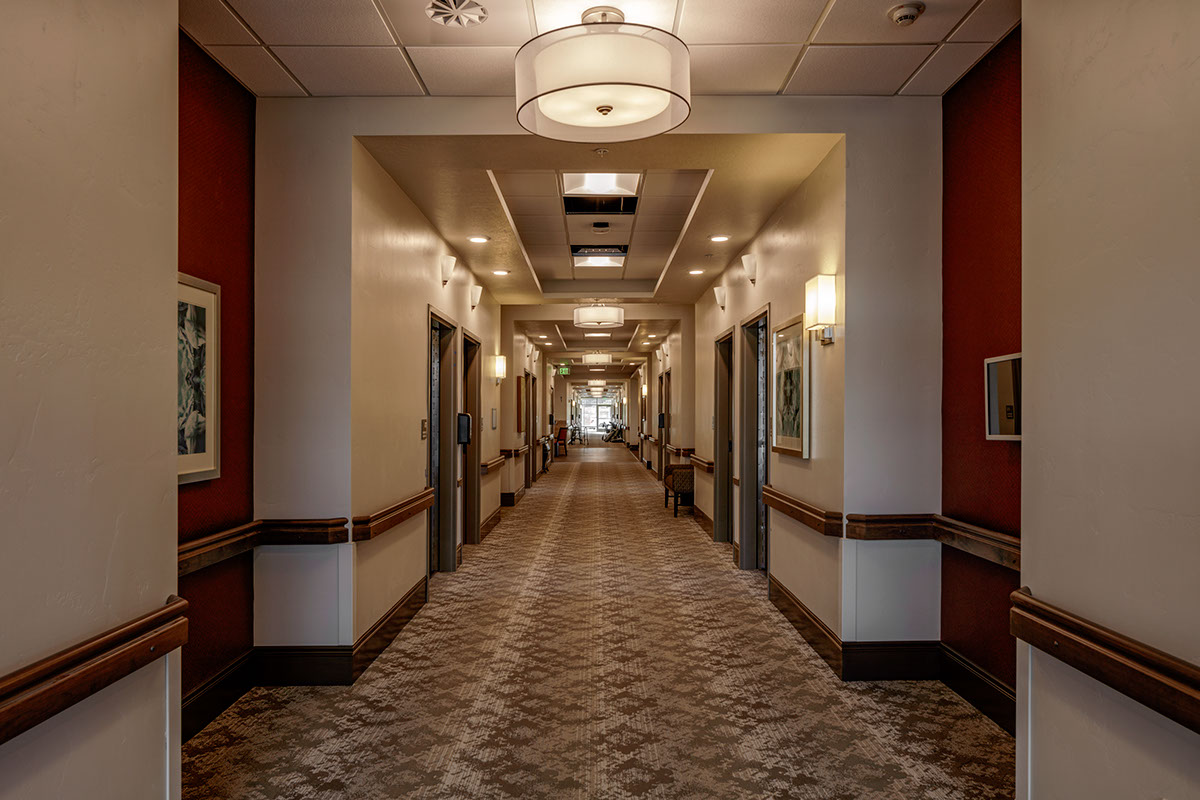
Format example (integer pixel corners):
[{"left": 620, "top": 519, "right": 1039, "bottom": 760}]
[{"left": 178, "top": 274, "right": 220, "bottom": 483}]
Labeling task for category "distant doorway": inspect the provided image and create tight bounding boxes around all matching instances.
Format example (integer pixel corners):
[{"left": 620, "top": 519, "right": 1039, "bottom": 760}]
[
  {"left": 462, "top": 333, "right": 482, "bottom": 545},
  {"left": 524, "top": 371, "right": 534, "bottom": 489},
  {"left": 738, "top": 310, "right": 769, "bottom": 571},
  {"left": 429, "top": 315, "right": 458, "bottom": 574},
  {"left": 714, "top": 333, "right": 734, "bottom": 543}
]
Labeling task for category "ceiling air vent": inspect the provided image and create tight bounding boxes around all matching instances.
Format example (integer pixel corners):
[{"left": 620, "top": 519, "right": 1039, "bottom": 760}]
[
  {"left": 563, "top": 196, "right": 639, "bottom": 215},
  {"left": 426, "top": 0, "right": 489, "bottom": 27}
]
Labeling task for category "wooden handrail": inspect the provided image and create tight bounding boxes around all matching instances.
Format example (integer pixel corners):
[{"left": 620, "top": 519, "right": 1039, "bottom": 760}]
[
  {"left": 689, "top": 454, "right": 715, "bottom": 473},
  {"left": 482, "top": 455, "right": 506, "bottom": 474},
  {"left": 352, "top": 490, "right": 434, "bottom": 542},
  {"left": 179, "top": 517, "right": 349, "bottom": 576},
  {"left": 1011, "top": 588, "right": 1200, "bottom": 735},
  {"left": 0, "top": 596, "right": 189, "bottom": 747},
  {"left": 762, "top": 485, "right": 843, "bottom": 537},
  {"left": 844, "top": 513, "right": 1019, "bottom": 570},
  {"left": 259, "top": 518, "right": 349, "bottom": 545}
]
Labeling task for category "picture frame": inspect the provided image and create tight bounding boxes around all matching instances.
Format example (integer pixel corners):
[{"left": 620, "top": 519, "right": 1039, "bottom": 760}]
[
  {"left": 771, "top": 313, "right": 809, "bottom": 458},
  {"left": 177, "top": 273, "right": 221, "bottom": 483}
]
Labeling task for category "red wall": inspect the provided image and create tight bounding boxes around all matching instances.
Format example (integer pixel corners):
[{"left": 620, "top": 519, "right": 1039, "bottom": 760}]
[
  {"left": 941, "top": 28, "right": 1022, "bottom": 687},
  {"left": 178, "top": 33, "right": 255, "bottom": 695}
]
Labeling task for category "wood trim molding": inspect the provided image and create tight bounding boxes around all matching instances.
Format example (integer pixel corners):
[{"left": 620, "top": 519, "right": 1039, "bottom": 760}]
[
  {"left": 733, "top": 541, "right": 740, "bottom": 565},
  {"left": 665, "top": 444, "right": 680, "bottom": 455},
  {"left": 517, "top": 444, "right": 530, "bottom": 455},
  {"left": 182, "top": 649, "right": 254, "bottom": 742},
  {"left": 1011, "top": 587, "right": 1200, "bottom": 735},
  {"left": 844, "top": 513, "right": 1020, "bottom": 570},
  {"left": 351, "top": 488, "right": 435, "bottom": 542},
  {"left": 482, "top": 455, "right": 506, "bottom": 473},
  {"left": 689, "top": 454, "right": 715, "bottom": 473},
  {"left": 941, "top": 644, "right": 1016, "bottom": 735},
  {"left": 480, "top": 507, "right": 501, "bottom": 540},
  {"left": 179, "top": 521, "right": 261, "bottom": 577},
  {"left": 259, "top": 518, "right": 349, "bottom": 545},
  {"left": 500, "top": 448, "right": 517, "bottom": 458},
  {"left": 500, "top": 487, "right": 525, "bottom": 507},
  {"left": 762, "top": 485, "right": 843, "bottom": 537},
  {"left": 0, "top": 596, "right": 189, "bottom": 747}
]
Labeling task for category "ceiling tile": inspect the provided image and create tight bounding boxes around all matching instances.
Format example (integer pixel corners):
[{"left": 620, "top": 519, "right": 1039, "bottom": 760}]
[
  {"left": 634, "top": 194, "right": 695, "bottom": 215},
  {"left": 690, "top": 44, "right": 800, "bottom": 94},
  {"left": 677, "top": 0, "right": 825, "bottom": 44},
  {"left": 408, "top": 46, "right": 517, "bottom": 95},
  {"left": 950, "top": 0, "right": 1021, "bottom": 42},
  {"left": 381, "top": 0, "right": 533, "bottom": 45},
  {"left": 505, "top": 195, "right": 563, "bottom": 215},
  {"left": 206, "top": 46, "right": 307, "bottom": 96},
  {"left": 526, "top": 244, "right": 568, "bottom": 260},
  {"left": 180, "top": 0, "right": 257, "bottom": 45},
  {"left": 533, "top": 0, "right": 678, "bottom": 34},
  {"left": 624, "top": 257, "right": 664, "bottom": 279},
  {"left": 631, "top": 229, "right": 679, "bottom": 246},
  {"left": 630, "top": 214, "right": 686, "bottom": 232},
  {"left": 900, "top": 42, "right": 990, "bottom": 95},
  {"left": 640, "top": 171, "right": 706, "bottom": 196},
  {"left": 514, "top": 215, "right": 564, "bottom": 232},
  {"left": 273, "top": 47, "right": 423, "bottom": 96},
  {"left": 573, "top": 266, "right": 624, "bottom": 280},
  {"left": 784, "top": 45, "right": 934, "bottom": 95},
  {"left": 814, "top": 0, "right": 977, "bottom": 44},
  {"left": 518, "top": 229, "right": 568, "bottom": 246},
  {"left": 495, "top": 171, "right": 560, "bottom": 196},
  {"left": 226, "top": 0, "right": 395, "bottom": 45}
]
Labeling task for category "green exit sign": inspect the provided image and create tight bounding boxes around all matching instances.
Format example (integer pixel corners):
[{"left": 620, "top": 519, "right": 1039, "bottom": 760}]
[{"left": 558, "top": 366, "right": 571, "bottom": 375}]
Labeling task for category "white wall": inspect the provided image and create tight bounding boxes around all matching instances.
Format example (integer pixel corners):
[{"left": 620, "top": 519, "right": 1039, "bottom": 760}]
[
  {"left": 1021, "top": 2, "right": 1200, "bottom": 797},
  {"left": 0, "top": 2, "right": 179, "bottom": 797}
]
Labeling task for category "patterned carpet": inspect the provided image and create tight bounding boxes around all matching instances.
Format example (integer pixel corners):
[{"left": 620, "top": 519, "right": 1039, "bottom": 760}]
[{"left": 183, "top": 443, "right": 1015, "bottom": 799}]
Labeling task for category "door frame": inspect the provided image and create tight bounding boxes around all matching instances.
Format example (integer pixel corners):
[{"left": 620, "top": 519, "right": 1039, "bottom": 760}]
[
  {"left": 428, "top": 306, "right": 459, "bottom": 575},
  {"left": 462, "top": 330, "right": 482, "bottom": 546},
  {"left": 713, "top": 328, "right": 735, "bottom": 543},
  {"left": 523, "top": 370, "right": 533, "bottom": 488},
  {"left": 737, "top": 304, "right": 770, "bottom": 572}
]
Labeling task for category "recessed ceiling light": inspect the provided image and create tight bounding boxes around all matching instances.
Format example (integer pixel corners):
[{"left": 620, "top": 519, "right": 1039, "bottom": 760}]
[
  {"left": 538, "top": 335, "right": 548, "bottom": 339},
  {"left": 584, "top": 332, "right": 611, "bottom": 338},
  {"left": 469, "top": 236, "right": 489, "bottom": 243},
  {"left": 689, "top": 269, "right": 705, "bottom": 275},
  {"left": 642, "top": 341, "right": 651, "bottom": 345},
  {"left": 647, "top": 334, "right": 657, "bottom": 338},
  {"left": 561, "top": 172, "right": 640, "bottom": 197},
  {"left": 710, "top": 235, "right": 730, "bottom": 242},
  {"left": 590, "top": 368, "right": 603, "bottom": 372},
  {"left": 492, "top": 270, "right": 509, "bottom": 275}
]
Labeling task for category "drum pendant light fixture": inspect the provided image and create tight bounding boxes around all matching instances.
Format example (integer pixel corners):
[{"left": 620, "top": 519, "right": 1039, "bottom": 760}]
[
  {"left": 573, "top": 303, "right": 624, "bottom": 329},
  {"left": 515, "top": 6, "right": 691, "bottom": 143}
]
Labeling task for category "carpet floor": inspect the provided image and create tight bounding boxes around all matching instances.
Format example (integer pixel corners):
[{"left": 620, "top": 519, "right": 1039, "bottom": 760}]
[{"left": 183, "top": 443, "right": 1015, "bottom": 799}]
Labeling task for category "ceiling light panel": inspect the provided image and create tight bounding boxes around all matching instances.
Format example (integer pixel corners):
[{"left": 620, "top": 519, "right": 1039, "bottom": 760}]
[
  {"left": 532, "top": 0, "right": 678, "bottom": 35},
  {"left": 562, "top": 173, "right": 641, "bottom": 197}
]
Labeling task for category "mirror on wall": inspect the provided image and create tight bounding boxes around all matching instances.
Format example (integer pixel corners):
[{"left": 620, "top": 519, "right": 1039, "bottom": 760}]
[{"left": 985, "top": 354, "right": 1022, "bottom": 441}]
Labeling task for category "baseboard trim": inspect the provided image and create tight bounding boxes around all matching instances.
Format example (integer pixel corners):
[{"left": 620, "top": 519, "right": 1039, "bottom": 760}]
[
  {"left": 768, "top": 575, "right": 939, "bottom": 681},
  {"left": 941, "top": 644, "right": 1016, "bottom": 734},
  {"left": 456, "top": 543, "right": 463, "bottom": 567},
  {"left": 181, "top": 649, "right": 255, "bottom": 742},
  {"left": 257, "top": 576, "right": 428, "bottom": 687},
  {"left": 693, "top": 506, "right": 714, "bottom": 537},
  {"left": 500, "top": 487, "right": 525, "bottom": 507},
  {"left": 732, "top": 541, "right": 741, "bottom": 565},
  {"left": 481, "top": 507, "right": 501, "bottom": 540}
]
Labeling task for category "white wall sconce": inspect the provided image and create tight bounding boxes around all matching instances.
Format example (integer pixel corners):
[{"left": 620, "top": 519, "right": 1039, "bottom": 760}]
[
  {"left": 713, "top": 286, "right": 727, "bottom": 311},
  {"left": 641, "top": 383, "right": 648, "bottom": 397},
  {"left": 440, "top": 254, "right": 457, "bottom": 286},
  {"left": 470, "top": 284, "right": 483, "bottom": 310},
  {"left": 493, "top": 355, "right": 507, "bottom": 384},
  {"left": 805, "top": 274, "right": 837, "bottom": 345},
  {"left": 741, "top": 253, "right": 758, "bottom": 285}
]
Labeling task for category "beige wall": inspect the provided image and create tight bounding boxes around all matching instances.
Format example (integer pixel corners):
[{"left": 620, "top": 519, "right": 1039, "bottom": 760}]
[
  {"left": 1021, "top": 2, "right": 1200, "bottom": 796},
  {"left": 0, "top": 1, "right": 180, "bottom": 796}
]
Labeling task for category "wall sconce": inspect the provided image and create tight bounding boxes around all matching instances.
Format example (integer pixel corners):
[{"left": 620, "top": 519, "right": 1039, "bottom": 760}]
[
  {"left": 805, "top": 274, "right": 837, "bottom": 346},
  {"left": 440, "top": 254, "right": 457, "bottom": 286},
  {"left": 641, "top": 383, "right": 648, "bottom": 397},
  {"left": 470, "top": 284, "right": 483, "bottom": 310},
  {"left": 494, "top": 355, "right": 507, "bottom": 384},
  {"left": 741, "top": 253, "right": 758, "bottom": 285},
  {"left": 713, "top": 286, "right": 727, "bottom": 311}
]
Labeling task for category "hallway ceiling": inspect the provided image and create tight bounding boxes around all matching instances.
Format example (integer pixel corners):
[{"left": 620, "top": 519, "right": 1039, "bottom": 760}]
[
  {"left": 518, "top": 318, "right": 675, "bottom": 372},
  {"left": 358, "top": 133, "right": 842, "bottom": 304},
  {"left": 181, "top": 0, "right": 1019, "bottom": 98}
]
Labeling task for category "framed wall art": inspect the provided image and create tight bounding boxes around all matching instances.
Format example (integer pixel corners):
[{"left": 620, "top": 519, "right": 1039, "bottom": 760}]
[
  {"left": 178, "top": 273, "right": 220, "bottom": 483},
  {"left": 771, "top": 313, "right": 809, "bottom": 458}
]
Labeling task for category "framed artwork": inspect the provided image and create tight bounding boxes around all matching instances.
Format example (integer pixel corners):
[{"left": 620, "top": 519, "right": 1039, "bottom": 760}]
[
  {"left": 178, "top": 273, "right": 220, "bottom": 483},
  {"left": 771, "top": 313, "right": 809, "bottom": 458}
]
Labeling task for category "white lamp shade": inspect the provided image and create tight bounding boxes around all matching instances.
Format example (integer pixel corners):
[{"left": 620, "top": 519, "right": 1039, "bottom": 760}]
[
  {"left": 582, "top": 352, "right": 612, "bottom": 365},
  {"left": 494, "top": 355, "right": 507, "bottom": 379},
  {"left": 470, "top": 284, "right": 483, "bottom": 308},
  {"left": 713, "top": 286, "right": 727, "bottom": 310},
  {"left": 805, "top": 274, "right": 837, "bottom": 328},
  {"left": 588, "top": 379, "right": 605, "bottom": 386},
  {"left": 741, "top": 253, "right": 758, "bottom": 284},
  {"left": 573, "top": 304, "right": 624, "bottom": 328},
  {"left": 440, "top": 254, "right": 457, "bottom": 285},
  {"left": 515, "top": 22, "right": 690, "bottom": 143},
  {"left": 641, "top": 383, "right": 648, "bottom": 397}
]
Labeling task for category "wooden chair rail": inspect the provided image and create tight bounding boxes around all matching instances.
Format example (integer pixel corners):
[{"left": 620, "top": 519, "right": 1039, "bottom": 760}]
[
  {"left": 482, "top": 455, "right": 506, "bottom": 474},
  {"left": 762, "top": 485, "right": 843, "bottom": 537},
  {"left": 179, "top": 518, "right": 349, "bottom": 576},
  {"left": 689, "top": 454, "right": 715, "bottom": 473},
  {"left": 352, "top": 489, "right": 435, "bottom": 542},
  {"left": 844, "top": 513, "right": 1020, "bottom": 570},
  {"left": 0, "top": 596, "right": 189, "bottom": 747},
  {"left": 1011, "top": 588, "right": 1200, "bottom": 735}
]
